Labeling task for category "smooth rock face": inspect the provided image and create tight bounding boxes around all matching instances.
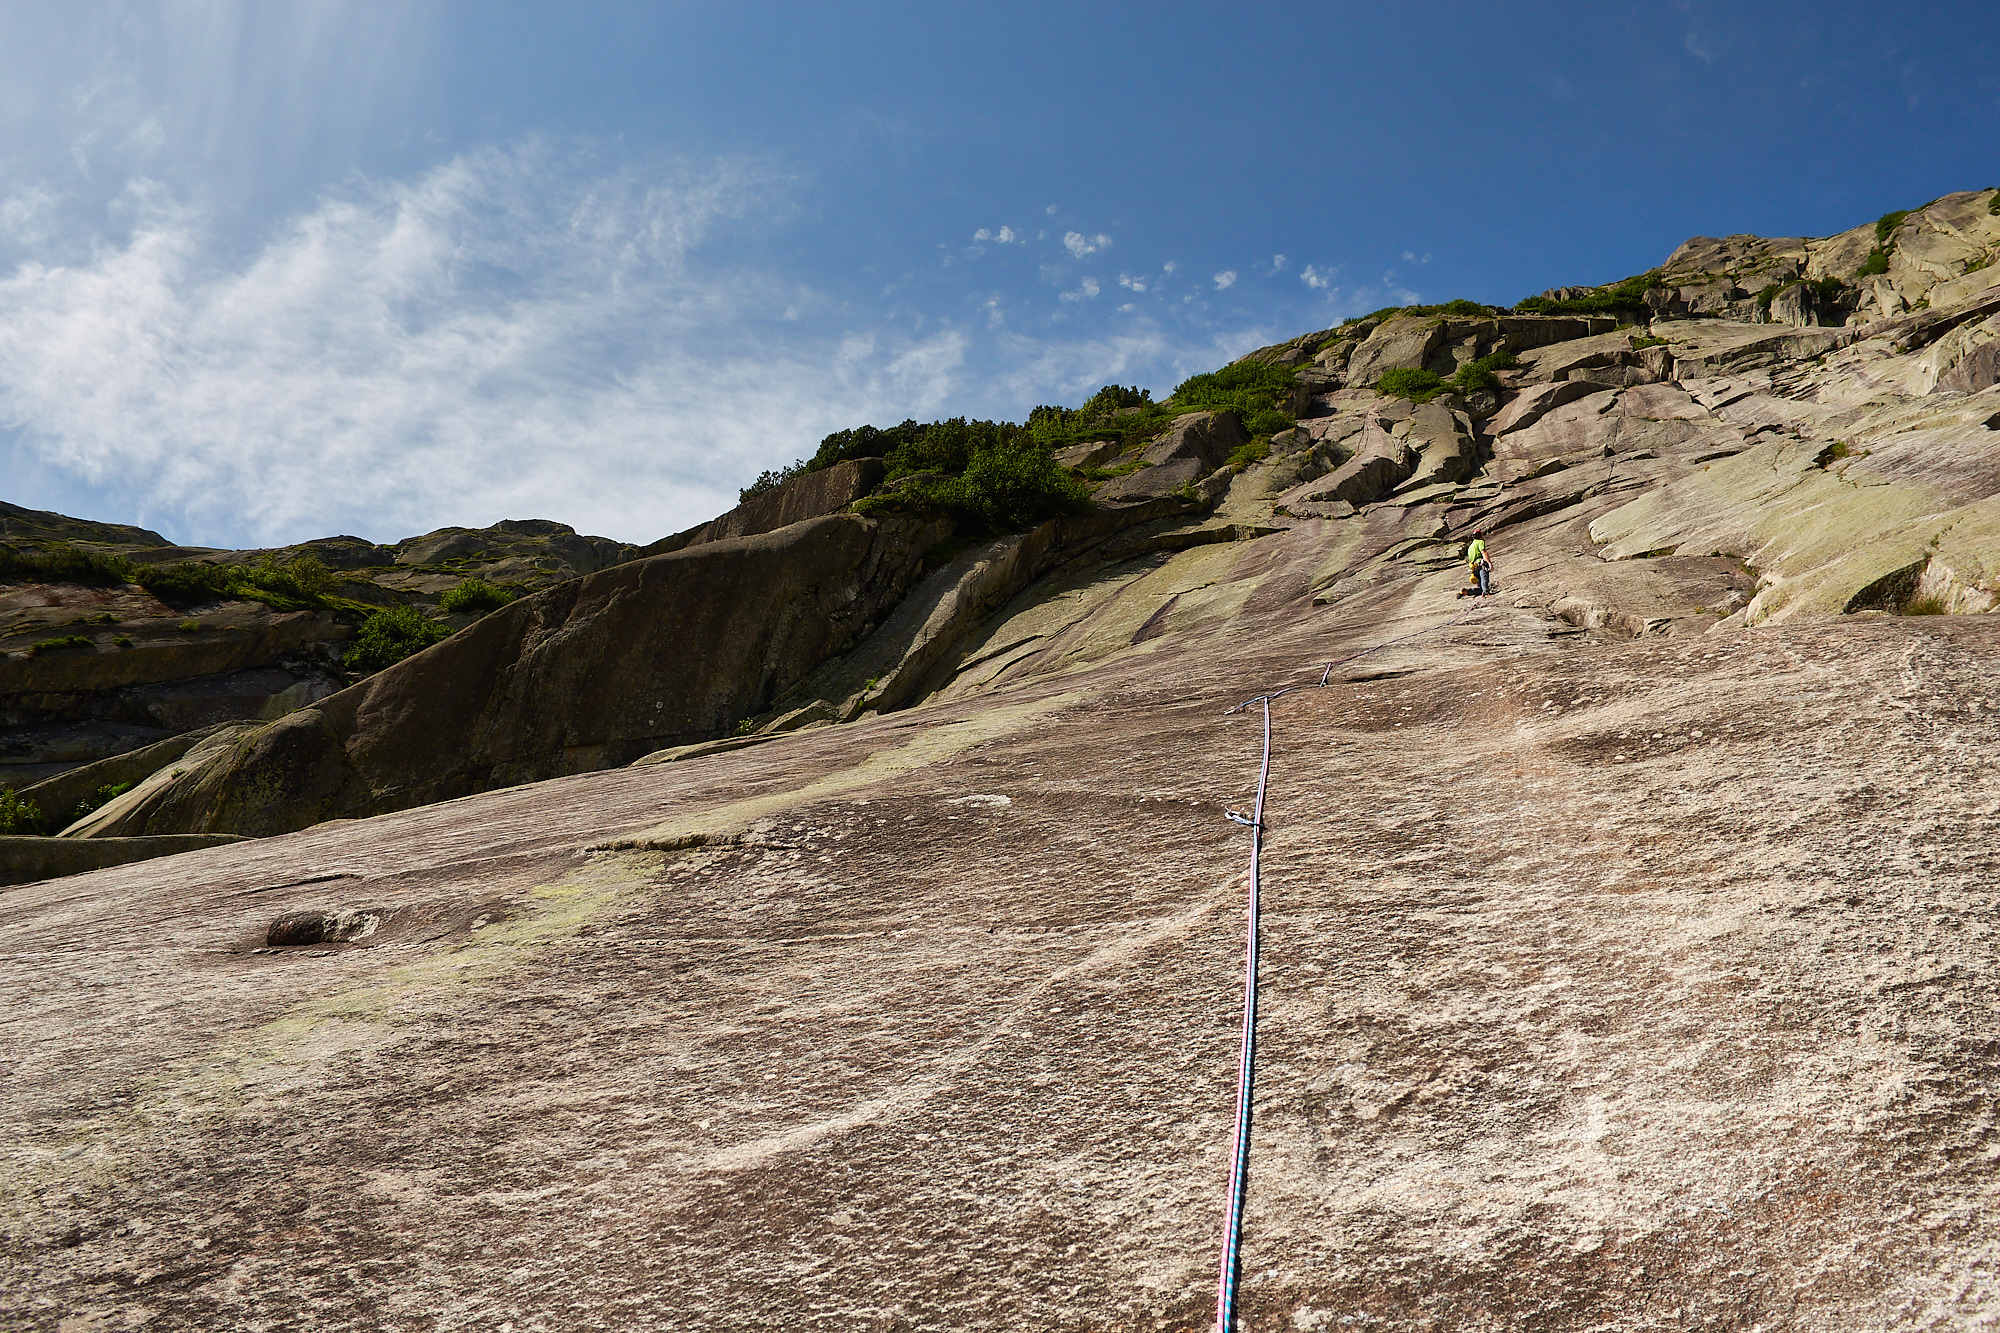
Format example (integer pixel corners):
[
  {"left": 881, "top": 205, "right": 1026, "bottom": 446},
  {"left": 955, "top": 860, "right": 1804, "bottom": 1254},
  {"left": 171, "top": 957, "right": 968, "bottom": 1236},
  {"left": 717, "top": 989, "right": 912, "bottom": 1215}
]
[
  {"left": 7, "top": 605, "right": 2000, "bottom": 1328},
  {"left": 1343, "top": 315, "right": 1446, "bottom": 388},
  {"left": 1487, "top": 378, "right": 1601, "bottom": 435},
  {"left": 9, "top": 199, "right": 2000, "bottom": 1330},
  {"left": 646, "top": 457, "right": 888, "bottom": 555}
]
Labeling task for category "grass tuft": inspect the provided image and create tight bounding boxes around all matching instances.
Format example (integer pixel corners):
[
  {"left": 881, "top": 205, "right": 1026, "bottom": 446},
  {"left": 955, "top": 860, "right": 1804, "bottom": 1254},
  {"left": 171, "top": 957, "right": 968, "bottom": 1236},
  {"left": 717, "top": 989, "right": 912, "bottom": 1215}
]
[{"left": 28, "top": 634, "right": 93, "bottom": 656}]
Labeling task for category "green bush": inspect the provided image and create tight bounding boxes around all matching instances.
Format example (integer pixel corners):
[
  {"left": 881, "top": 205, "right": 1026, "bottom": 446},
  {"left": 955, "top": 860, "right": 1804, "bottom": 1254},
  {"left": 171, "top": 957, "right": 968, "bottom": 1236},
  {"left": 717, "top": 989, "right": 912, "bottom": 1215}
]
[
  {"left": 28, "top": 634, "right": 92, "bottom": 656},
  {"left": 135, "top": 553, "right": 335, "bottom": 611},
  {"left": 344, "top": 604, "right": 452, "bottom": 674},
  {"left": 0, "top": 543, "right": 135, "bottom": 588},
  {"left": 0, "top": 788, "right": 43, "bottom": 835},
  {"left": 1515, "top": 271, "right": 1659, "bottom": 315},
  {"left": 1440, "top": 347, "right": 1519, "bottom": 395},
  {"left": 439, "top": 578, "right": 518, "bottom": 615},
  {"left": 861, "top": 439, "right": 1091, "bottom": 533},
  {"left": 1376, "top": 367, "right": 1444, "bottom": 401},
  {"left": 1875, "top": 209, "right": 1911, "bottom": 244},
  {"left": 282, "top": 552, "right": 332, "bottom": 596},
  {"left": 1989, "top": 191, "right": 2000, "bottom": 217},
  {"left": 136, "top": 561, "right": 243, "bottom": 606},
  {"left": 1169, "top": 361, "right": 1296, "bottom": 436},
  {"left": 1448, "top": 363, "right": 1501, "bottom": 394},
  {"left": 820, "top": 420, "right": 927, "bottom": 468},
  {"left": 882, "top": 417, "right": 1028, "bottom": 477},
  {"left": 740, "top": 460, "right": 810, "bottom": 502},
  {"left": 1079, "top": 384, "right": 1151, "bottom": 415},
  {"left": 1857, "top": 248, "right": 1890, "bottom": 277},
  {"left": 1435, "top": 299, "right": 1496, "bottom": 317},
  {"left": 70, "top": 782, "right": 133, "bottom": 823}
]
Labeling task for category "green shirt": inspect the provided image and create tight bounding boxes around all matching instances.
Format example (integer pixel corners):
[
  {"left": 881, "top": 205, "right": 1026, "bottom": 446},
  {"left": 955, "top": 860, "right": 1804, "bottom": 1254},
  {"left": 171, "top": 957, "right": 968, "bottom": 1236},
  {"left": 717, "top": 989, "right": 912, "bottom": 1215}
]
[{"left": 1467, "top": 537, "right": 1487, "bottom": 568}]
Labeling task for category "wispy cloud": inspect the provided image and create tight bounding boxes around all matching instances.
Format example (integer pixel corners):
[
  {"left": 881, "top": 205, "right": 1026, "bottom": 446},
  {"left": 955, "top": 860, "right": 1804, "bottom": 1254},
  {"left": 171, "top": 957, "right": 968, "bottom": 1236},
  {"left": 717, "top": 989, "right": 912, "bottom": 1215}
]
[
  {"left": 1213, "top": 270, "right": 1238, "bottom": 290},
  {"left": 973, "top": 225, "right": 1019, "bottom": 243},
  {"left": 0, "top": 146, "right": 964, "bottom": 546},
  {"left": 1117, "top": 273, "right": 1147, "bottom": 292},
  {"left": 1300, "top": 264, "right": 1332, "bottom": 290},
  {"left": 1063, "top": 230, "right": 1111, "bottom": 258},
  {"left": 1058, "top": 276, "right": 1102, "bottom": 301}
]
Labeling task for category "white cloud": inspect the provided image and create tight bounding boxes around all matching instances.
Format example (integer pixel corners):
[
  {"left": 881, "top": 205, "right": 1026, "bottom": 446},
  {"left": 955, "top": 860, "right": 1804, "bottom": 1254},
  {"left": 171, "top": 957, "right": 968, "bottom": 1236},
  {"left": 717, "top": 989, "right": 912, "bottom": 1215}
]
[
  {"left": 1300, "top": 264, "right": 1331, "bottom": 290},
  {"left": 1213, "top": 270, "right": 1237, "bottom": 290},
  {"left": 974, "top": 228, "right": 992, "bottom": 241},
  {"left": 1117, "top": 303, "right": 1134, "bottom": 312},
  {"left": 1118, "top": 273, "right": 1147, "bottom": 292},
  {"left": 1162, "top": 260, "right": 1179, "bottom": 274},
  {"left": 1063, "top": 230, "right": 1111, "bottom": 259},
  {"left": 0, "top": 187, "right": 60, "bottom": 248},
  {"left": 1058, "top": 276, "right": 1101, "bottom": 302},
  {"left": 1273, "top": 254, "right": 1287, "bottom": 271},
  {"left": 0, "top": 146, "right": 965, "bottom": 547},
  {"left": 1401, "top": 250, "right": 1416, "bottom": 263},
  {"left": 1046, "top": 204, "right": 1058, "bottom": 214},
  {"left": 995, "top": 225, "right": 1017, "bottom": 243}
]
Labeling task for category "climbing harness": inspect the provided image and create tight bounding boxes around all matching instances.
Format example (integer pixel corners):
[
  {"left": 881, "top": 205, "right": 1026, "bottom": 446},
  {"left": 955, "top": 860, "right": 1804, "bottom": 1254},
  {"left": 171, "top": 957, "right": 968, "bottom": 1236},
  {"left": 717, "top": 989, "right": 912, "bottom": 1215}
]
[{"left": 1209, "top": 599, "right": 1493, "bottom": 1332}]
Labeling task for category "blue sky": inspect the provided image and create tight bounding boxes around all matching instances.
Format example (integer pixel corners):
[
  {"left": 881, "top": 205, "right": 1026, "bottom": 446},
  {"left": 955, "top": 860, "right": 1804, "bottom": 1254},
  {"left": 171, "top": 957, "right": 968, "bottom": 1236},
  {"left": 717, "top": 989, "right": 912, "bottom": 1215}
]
[{"left": 0, "top": 1, "right": 1995, "bottom": 548}]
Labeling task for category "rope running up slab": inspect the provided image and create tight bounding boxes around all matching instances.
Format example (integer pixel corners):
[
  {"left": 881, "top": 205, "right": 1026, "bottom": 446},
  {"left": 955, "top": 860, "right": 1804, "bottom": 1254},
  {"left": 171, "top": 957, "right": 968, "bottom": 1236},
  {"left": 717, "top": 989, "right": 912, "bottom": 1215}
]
[{"left": 1210, "top": 599, "right": 1492, "bottom": 1332}]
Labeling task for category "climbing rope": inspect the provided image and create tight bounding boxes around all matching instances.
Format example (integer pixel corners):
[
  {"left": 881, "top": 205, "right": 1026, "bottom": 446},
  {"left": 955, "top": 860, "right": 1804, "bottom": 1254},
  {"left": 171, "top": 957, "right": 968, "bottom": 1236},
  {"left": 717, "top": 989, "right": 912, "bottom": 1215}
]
[
  {"left": 1213, "top": 692, "right": 1273, "bottom": 1332},
  {"left": 1209, "top": 597, "right": 1494, "bottom": 1331}
]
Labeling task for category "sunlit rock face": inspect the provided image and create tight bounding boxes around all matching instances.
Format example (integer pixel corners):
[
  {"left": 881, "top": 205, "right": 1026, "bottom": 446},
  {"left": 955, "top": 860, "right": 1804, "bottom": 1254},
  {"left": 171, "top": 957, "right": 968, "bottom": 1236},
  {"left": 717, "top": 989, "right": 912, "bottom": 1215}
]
[{"left": 7, "top": 191, "right": 2000, "bottom": 1328}]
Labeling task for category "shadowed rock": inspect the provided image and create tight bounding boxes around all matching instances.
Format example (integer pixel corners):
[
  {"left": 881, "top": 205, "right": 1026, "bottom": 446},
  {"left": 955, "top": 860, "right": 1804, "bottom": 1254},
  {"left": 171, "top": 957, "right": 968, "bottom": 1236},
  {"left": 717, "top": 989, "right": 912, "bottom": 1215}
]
[
  {"left": 113, "top": 512, "right": 950, "bottom": 836},
  {"left": 265, "top": 908, "right": 379, "bottom": 947}
]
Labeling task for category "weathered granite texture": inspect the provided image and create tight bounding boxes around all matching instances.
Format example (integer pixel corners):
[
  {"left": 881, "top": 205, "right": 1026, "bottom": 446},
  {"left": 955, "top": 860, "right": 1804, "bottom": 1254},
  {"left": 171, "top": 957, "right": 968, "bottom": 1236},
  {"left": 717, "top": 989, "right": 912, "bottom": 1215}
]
[{"left": 8, "top": 195, "right": 2000, "bottom": 1329}]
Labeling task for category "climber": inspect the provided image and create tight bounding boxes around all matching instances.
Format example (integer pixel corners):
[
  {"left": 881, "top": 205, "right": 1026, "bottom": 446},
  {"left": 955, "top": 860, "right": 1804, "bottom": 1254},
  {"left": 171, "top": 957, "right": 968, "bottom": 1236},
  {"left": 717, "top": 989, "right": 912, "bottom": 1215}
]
[{"left": 1466, "top": 528, "right": 1492, "bottom": 597}]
